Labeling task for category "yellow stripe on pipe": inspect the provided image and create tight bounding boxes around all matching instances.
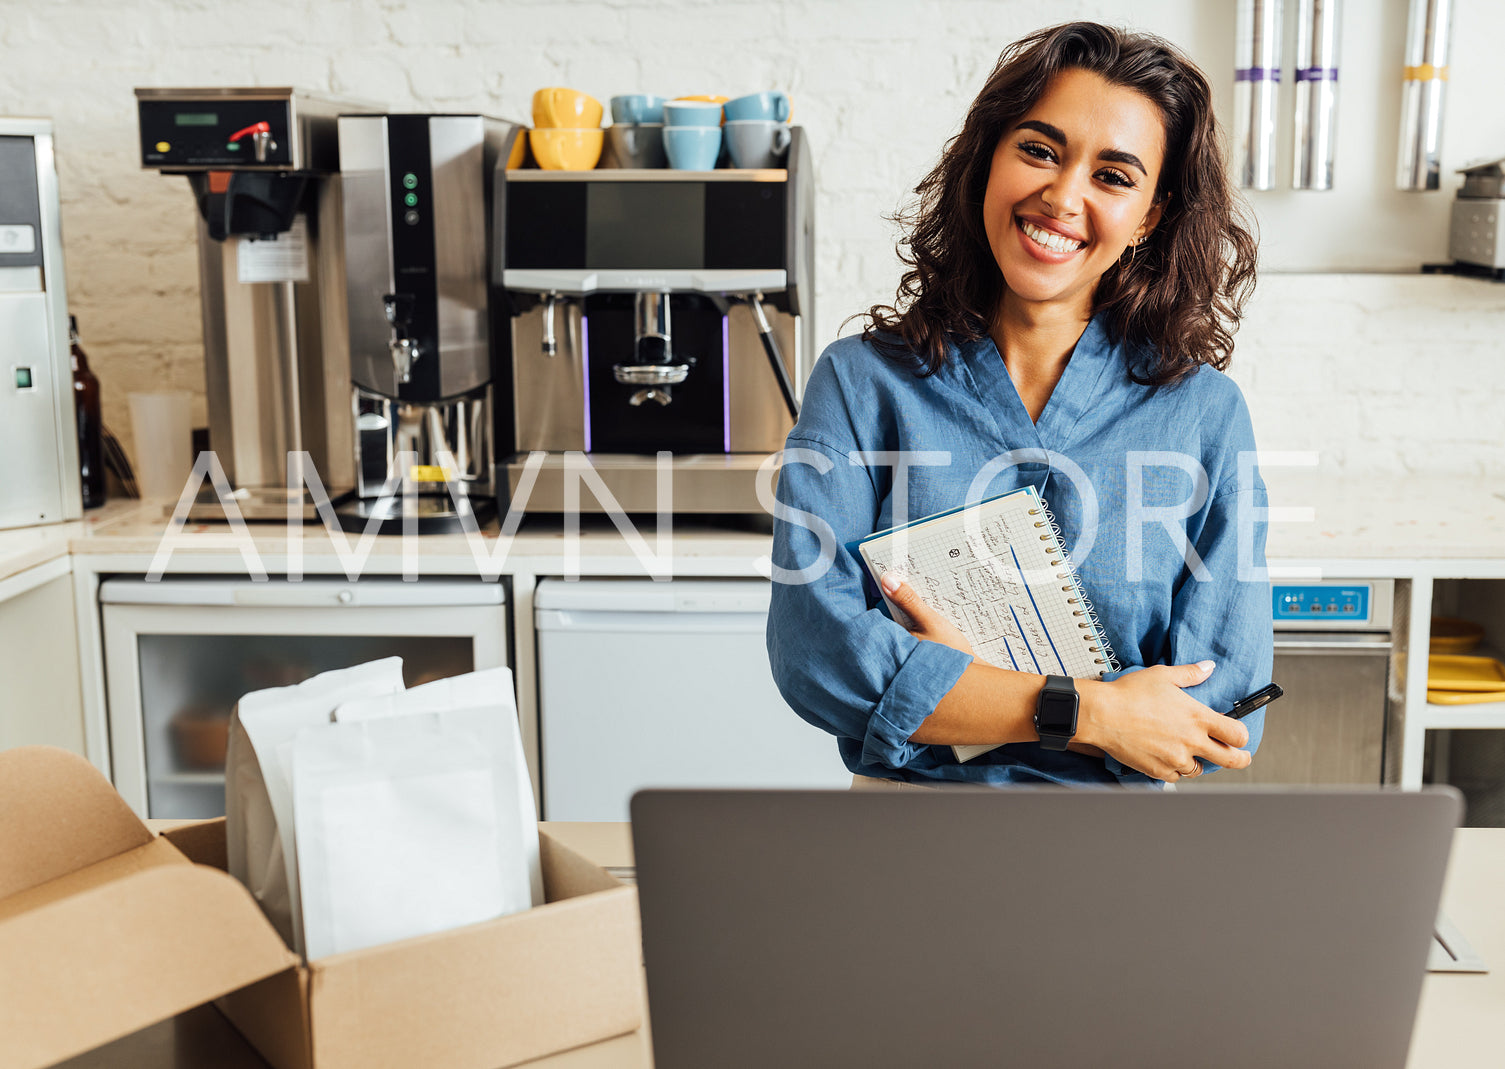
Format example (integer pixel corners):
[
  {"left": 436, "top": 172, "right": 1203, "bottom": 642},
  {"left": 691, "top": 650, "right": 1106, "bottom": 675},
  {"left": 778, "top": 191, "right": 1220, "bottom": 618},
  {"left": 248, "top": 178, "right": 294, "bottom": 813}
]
[{"left": 1402, "top": 64, "right": 1449, "bottom": 81}]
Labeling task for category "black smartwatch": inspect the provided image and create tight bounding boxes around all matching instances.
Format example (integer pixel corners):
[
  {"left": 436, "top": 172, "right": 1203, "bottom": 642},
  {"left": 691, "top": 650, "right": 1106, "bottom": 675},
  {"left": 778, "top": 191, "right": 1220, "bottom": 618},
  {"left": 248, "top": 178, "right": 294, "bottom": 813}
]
[{"left": 1034, "top": 675, "right": 1079, "bottom": 751}]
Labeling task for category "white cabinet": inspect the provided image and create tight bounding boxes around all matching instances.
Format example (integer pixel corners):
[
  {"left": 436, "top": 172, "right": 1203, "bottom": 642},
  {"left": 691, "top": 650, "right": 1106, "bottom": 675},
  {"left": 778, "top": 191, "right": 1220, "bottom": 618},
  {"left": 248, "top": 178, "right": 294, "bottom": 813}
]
[
  {"left": 0, "top": 559, "right": 84, "bottom": 753},
  {"left": 100, "top": 577, "right": 510, "bottom": 819},
  {"left": 535, "top": 578, "right": 851, "bottom": 821}
]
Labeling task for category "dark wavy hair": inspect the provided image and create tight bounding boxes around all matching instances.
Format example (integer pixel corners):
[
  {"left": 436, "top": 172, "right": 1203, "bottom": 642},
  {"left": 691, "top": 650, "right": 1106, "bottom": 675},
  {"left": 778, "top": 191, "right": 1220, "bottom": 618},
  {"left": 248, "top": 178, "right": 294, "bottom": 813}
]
[{"left": 861, "top": 21, "right": 1257, "bottom": 385}]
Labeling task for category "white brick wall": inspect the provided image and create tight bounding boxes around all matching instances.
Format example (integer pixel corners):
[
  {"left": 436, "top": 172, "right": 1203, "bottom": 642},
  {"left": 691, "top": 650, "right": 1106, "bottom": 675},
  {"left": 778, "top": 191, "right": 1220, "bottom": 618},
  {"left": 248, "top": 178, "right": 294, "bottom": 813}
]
[
  {"left": 4, "top": 0, "right": 1503, "bottom": 478},
  {"left": 1231, "top": 274, "right": 1505, "bottom": 478}
]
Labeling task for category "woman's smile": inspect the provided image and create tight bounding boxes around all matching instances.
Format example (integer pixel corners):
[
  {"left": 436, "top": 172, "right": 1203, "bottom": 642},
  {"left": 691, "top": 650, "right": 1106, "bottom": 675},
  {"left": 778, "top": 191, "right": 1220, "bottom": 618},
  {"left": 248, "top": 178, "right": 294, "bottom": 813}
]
[{"left": 1015, "top": 214, "right": 1088, "bottom": 259}]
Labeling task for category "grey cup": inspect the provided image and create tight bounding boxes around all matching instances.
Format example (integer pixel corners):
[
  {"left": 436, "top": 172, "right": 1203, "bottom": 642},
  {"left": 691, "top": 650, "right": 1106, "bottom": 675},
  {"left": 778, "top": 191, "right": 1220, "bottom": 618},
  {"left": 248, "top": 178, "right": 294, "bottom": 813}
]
[
  {"left": 724, "top": 120, "right": 792, "bottom": 170},
  {"left": 606, "top": 123, "right": 667, "bottom": 169}
]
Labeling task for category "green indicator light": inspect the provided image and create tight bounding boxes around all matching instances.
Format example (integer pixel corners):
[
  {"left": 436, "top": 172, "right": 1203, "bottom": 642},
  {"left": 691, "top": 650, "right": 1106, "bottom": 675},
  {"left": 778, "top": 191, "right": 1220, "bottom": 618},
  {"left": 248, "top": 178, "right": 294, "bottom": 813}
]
[
  {"left": 225, "top": 142, "right": 241, "bottom": 152},
  {"left": 403, "top": 192, "right": 417, "bottom": 207},
  {"left": 402, "top": 173, "right": 417, "bottom": 189},
  {"left": 15, "top": 367, "right": 33, "bottom": 389}
]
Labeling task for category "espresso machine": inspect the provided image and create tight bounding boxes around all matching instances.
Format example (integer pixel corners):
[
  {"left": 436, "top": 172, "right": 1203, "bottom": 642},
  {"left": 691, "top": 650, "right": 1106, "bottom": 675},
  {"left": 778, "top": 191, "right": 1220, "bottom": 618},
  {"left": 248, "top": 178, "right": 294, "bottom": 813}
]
[
  {"left": 494, "top": 128, "right": 815, "bottom": 513},
  {"left": 337, "top": 113, "right": 521, "bottom": 532},
  {"left": 136, "top": 88, "right": 372, "bottom": 518}
]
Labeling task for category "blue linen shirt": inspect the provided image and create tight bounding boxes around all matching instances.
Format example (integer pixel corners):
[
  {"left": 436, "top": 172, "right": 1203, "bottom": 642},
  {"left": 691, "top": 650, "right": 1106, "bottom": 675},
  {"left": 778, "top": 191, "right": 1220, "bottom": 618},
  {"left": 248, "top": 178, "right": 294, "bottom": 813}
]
[{"left": 766, "top": 315, "right": 1274, "bottom": 787}]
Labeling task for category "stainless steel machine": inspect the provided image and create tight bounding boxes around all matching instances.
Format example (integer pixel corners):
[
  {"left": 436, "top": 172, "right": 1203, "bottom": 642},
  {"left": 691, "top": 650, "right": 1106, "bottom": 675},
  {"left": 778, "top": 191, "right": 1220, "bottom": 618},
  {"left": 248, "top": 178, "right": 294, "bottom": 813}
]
[
  {"left": 337, "top": 113, "right": 521, "bottom": 532},
  {"left": 1181, "top": 579, "right": 1398, "bottom": 789},
  {"left": 135, "top": 88, "right": 373, "bottom": 518},
  {"left": 493, "top": 129, "right": 815, "bottom": 513},
  {"left": 1448, "top": 158, "right": 1505, "bottom": 275},
  {"left": 0, "top": 118, "right": 79, "bottom": 530}
]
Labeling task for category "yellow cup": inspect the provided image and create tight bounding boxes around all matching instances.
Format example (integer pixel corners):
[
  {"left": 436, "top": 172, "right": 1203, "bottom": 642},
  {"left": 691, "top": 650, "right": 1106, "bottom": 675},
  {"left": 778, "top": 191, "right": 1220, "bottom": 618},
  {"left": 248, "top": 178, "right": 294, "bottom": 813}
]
[
  {"left": 532, "top": 87, "right": 604, "bottom": 129},
  {"left": 505, "top": 129, "right": 528, "bottom": 170},
  {"left": 528, "top": 128, "right": 604, "bottom": 170}
]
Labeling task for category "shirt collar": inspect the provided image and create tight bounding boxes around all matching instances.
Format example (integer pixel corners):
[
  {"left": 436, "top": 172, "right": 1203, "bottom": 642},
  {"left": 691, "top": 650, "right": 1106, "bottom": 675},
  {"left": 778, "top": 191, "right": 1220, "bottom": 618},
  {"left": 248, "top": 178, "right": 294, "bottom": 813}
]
[{"left": 955, "top": 312, "right": 1120, "bottom": 450}]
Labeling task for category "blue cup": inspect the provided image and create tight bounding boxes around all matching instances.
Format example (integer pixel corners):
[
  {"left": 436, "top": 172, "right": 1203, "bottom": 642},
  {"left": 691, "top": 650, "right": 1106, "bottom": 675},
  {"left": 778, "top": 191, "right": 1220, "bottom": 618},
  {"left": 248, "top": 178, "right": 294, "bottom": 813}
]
[
  {"left": 663, "top": 125, "right": 723, "bottom": 170},
  {"left": 723, "top": 91, "right": 790, "bottom": 123},
  {"left": 663, "top": 100, "right": 723, "bottom": 127},
  {"left": 610, "top": 94, "right": 666, "bottom": 125}
]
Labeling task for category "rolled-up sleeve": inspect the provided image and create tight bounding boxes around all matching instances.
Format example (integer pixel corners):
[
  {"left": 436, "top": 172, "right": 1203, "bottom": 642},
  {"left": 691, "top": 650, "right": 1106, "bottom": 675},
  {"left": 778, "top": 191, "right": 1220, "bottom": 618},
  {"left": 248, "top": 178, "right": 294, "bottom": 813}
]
[
  {"left": 766, "top": 434, "right": 973, "bottom": 772},
  {"left": 1169, "top": 481, "right": 1275, "bottom": 769},
  {"left": 1104, "top": 479, "right": 1274, "bottom": 782}
]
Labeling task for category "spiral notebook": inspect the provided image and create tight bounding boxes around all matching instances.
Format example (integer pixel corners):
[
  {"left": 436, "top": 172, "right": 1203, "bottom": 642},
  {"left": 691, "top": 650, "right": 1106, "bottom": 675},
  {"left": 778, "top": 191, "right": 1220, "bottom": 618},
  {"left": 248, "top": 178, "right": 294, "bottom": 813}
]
[{"left": 854, "top": 485, "right": 1117, "bottom": 762}]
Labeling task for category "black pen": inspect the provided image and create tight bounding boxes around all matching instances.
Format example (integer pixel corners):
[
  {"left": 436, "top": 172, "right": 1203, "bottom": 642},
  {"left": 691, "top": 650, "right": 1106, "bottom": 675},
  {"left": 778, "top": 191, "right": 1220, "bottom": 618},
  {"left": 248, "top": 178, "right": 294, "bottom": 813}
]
[{"left": 1228, "top": 683, "right": 1283, "bottom": 720}]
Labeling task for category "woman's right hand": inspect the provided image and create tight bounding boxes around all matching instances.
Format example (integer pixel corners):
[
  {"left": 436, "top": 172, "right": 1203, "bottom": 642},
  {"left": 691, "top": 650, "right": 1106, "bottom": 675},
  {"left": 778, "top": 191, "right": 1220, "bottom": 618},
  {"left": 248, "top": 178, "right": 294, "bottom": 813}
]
[{"left": 1076, "top": 662, "right": 1252, "bottom": 782}]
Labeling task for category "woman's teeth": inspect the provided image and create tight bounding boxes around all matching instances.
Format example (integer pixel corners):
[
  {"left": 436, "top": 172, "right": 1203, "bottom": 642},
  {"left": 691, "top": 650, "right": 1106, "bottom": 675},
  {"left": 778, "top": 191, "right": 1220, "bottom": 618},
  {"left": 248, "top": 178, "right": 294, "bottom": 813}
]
[{"left": 1020, "top": 219, "right": 1085, "bottom": 254}]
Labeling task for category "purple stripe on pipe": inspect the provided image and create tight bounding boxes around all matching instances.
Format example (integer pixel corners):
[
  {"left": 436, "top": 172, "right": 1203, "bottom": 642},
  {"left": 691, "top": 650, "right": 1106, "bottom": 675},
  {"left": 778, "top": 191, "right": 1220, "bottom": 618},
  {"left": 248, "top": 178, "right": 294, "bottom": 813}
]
[
  {"left": 1296, "top": 67, "right": 1340, "bottom": 82},
  {"left": 721, "top": 315, "right": 731, "bottom": 454},
  {"left": 1235, "top": 67, "right": 1283, "bottom": 82},
  {"left": 581, "top": 314, "right": 592, "bottom": 454}
]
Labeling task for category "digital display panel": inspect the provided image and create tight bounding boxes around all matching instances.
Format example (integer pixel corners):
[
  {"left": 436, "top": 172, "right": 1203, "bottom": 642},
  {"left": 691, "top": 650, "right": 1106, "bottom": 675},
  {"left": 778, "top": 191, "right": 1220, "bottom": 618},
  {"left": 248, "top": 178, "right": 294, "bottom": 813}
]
[
  {"left": 503, "top": 180, "right": 784, "bottom": 270},
  {"left": 586, "top": 183, "right": 704, "bottom": 269},
  {"left": 173, "top": 113, "right": 219, "bottom": 127}
]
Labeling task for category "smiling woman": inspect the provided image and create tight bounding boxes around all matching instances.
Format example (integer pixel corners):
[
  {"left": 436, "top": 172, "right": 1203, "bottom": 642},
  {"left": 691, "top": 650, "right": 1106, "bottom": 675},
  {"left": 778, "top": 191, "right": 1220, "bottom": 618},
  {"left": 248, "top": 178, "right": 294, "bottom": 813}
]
[
  {"left": 766, "top": 22, "right": 1276, "bottom": 790},
  {"left": 868, "top": 23, "right": 1257, "bottom": 387}
]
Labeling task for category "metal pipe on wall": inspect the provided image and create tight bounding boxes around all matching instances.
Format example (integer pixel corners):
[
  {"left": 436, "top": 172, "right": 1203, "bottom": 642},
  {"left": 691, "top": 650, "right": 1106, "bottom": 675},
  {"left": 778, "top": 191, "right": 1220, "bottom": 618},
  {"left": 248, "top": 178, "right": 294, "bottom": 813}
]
[
  {"left": 1396, "top": 0, "right": 1453, "bottom": 191},
  {"left": 1292, "top": 0, "right": 1341, "bottom": 190},
  {"left": 1235, "top": 0, "right": 1284, "bottom": 190}
]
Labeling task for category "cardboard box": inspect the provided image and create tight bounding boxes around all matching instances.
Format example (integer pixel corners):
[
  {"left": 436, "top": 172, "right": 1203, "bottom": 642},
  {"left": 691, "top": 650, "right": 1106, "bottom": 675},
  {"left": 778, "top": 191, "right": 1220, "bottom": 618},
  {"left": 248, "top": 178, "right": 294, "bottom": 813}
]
[{"left": 0, "top": 747, "right": 643, "bottom": 1069}]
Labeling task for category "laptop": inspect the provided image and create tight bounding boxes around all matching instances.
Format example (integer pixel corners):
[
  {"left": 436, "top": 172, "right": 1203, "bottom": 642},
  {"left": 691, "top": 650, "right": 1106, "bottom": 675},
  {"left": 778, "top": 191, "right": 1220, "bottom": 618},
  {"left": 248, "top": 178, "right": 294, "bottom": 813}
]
[{"left": 631, "top": 787, "right": 1461, "bottom": 1069}]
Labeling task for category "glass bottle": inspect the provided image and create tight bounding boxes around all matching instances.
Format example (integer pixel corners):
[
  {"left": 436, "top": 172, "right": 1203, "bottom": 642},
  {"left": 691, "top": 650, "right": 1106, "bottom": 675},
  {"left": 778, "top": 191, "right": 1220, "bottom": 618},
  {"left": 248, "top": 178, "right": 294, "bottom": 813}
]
[{"left": 70, "top": 315, "right": 106, "bottom": 509}]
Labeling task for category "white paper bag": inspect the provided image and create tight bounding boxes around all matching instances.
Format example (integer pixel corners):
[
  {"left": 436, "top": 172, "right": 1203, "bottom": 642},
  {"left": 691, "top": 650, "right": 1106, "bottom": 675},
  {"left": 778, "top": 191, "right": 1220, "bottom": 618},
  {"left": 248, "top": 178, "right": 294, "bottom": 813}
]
[
  {"left": 295, "top": 666, "right": 541, "bottom": 960},
  {"left": 224, "top": 657, "right": 405, "bottom": 953}
]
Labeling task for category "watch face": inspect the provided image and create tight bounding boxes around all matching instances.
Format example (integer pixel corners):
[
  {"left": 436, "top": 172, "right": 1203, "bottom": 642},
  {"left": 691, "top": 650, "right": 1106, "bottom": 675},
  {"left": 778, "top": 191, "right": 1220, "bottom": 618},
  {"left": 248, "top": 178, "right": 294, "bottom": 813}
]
[{"left": 1037, "top": 690, "right": 1078, "bottom": 735}]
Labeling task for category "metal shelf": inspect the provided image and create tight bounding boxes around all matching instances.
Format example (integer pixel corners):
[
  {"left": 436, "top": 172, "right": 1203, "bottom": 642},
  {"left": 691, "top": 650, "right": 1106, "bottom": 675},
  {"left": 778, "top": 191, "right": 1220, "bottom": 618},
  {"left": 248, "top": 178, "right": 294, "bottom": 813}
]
[{"left": 505, "top": 167, "right": 787, "bottom": 183}]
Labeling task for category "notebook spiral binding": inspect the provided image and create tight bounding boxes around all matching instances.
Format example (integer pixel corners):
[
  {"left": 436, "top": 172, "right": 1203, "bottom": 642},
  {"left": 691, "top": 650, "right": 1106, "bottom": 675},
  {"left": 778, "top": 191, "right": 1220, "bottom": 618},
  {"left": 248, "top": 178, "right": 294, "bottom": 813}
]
[{"left": 1028, "top": 498, "right": 1119, "bottom": 677}]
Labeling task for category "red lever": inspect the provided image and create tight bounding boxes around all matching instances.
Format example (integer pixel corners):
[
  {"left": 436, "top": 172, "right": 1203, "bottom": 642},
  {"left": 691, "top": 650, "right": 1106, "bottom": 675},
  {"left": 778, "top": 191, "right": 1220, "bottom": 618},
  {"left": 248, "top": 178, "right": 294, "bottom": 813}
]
[{"left": 228, "top": 121, "right": 271, "bottom": 143}]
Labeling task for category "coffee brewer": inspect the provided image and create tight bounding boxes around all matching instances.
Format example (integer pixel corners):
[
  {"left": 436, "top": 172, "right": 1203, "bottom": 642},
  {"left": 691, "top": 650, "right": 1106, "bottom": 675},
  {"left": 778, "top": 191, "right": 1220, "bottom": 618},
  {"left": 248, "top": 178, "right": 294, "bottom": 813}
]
[
  {"left": 337, "top": 114, "right": 521, "bottom": 532},
  {"left": 136, "top": 88, "right": 371, "bottom": 518},
  {"left": 494, "top": 128, "right": 814, "bottom": 513}
]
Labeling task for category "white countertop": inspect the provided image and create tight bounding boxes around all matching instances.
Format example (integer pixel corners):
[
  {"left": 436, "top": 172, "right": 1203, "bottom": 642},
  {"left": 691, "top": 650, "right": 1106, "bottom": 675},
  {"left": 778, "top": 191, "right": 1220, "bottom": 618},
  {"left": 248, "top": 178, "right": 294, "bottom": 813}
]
[
  {"left": 3, "top": 472, "right": 1503, "bottom": 584},
  {"left": 1261, "top": 472, "right": 1505, "bottom": 570},
  {"left": 0, "top": 499, "right": 778, "bottom": 582},
  {"left": 0, "top": 512, "right": 98, "bottom": 585}
]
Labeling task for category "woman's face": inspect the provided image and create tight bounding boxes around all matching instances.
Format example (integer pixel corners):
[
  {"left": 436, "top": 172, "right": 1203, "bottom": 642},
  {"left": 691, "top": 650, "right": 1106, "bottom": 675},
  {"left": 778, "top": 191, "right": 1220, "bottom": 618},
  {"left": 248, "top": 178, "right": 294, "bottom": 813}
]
[{"left": 982, "top": 68, "right": 1167, "bottom": 315}]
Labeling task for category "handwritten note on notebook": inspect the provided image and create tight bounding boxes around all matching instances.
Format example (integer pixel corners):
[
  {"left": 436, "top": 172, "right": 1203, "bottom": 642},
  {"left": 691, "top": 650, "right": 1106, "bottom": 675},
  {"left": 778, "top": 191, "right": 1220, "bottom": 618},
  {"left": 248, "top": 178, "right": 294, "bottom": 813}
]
[{"left": 854, "top": 485, "right": 1115, "bottom": 762}]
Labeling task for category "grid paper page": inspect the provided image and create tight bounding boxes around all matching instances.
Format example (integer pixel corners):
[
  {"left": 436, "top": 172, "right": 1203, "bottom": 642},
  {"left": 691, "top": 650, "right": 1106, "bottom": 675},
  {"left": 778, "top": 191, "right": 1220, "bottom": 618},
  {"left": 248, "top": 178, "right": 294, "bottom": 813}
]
[{"left": 856, "top": 487, "right": 1107, "bottom": 762}]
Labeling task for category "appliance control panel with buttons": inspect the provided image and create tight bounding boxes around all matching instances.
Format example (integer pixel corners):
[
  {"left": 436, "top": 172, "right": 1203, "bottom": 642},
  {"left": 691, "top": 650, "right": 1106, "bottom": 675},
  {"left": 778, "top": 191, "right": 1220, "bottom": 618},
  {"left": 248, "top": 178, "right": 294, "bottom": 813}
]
[
  {"left": 138, "top": 97, "right": 294, "bottom": 169},
  {"left": 1272, "top": 580, "right": 1393, "bottom": 631}
]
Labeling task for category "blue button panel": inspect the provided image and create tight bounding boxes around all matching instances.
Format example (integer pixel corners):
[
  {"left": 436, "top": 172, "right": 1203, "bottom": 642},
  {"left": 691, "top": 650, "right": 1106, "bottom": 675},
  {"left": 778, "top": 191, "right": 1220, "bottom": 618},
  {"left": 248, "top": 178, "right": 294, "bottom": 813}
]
[{"left": 1273, "top": 584, "right": 1370, "bottom": 623}]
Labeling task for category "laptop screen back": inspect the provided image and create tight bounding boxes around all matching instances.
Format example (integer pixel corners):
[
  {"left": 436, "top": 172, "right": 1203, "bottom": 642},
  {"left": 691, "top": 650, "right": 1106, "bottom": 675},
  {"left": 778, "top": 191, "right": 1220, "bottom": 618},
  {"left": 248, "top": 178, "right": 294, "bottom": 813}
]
[{"left": 631, "top": 787, "right": 1459, "bottom": 1069}]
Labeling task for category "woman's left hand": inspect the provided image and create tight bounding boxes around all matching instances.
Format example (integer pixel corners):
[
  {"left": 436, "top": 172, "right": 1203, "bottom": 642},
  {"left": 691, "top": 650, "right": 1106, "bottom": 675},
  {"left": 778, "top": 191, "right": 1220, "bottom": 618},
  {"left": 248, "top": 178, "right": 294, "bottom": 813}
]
[{"left": 880, "top": 572, "right": 974, "bottom": 658}]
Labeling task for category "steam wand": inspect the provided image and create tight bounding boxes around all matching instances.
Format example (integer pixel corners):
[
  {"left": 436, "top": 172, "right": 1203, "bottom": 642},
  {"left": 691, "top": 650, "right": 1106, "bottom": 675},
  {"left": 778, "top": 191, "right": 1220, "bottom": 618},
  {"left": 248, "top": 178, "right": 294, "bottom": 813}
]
[{"left": 741, "top": 292, "right": 800, "bottom": 420}]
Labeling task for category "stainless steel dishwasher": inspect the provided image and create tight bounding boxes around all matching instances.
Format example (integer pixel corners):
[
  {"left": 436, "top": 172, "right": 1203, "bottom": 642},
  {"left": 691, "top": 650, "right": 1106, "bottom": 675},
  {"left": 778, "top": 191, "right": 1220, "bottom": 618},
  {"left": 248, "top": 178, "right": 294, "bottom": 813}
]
[{"left": 1181, "top": 580, "right": 1396, "bottom": 788}]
